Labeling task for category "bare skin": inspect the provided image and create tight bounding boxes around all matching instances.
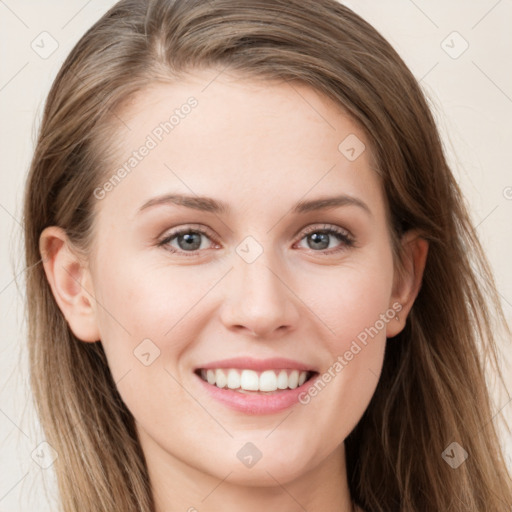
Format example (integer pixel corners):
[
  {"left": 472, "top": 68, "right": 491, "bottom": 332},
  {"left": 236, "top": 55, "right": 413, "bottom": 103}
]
[{"left": 40, "top": 69, "right": 428, "bottom": 512}]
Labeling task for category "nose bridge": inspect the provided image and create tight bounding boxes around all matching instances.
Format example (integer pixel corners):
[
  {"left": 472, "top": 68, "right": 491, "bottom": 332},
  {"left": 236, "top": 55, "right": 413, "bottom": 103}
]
[{"left": 220, "top": 235, "right": 299, "bottom": 336}]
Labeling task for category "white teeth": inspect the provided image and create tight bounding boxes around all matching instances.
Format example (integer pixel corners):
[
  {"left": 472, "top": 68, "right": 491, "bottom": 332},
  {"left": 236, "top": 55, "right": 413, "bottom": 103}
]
[
  {"left": 276, "top": 370, "right": 288, "bottom": 389},
  {"left": 215, "top": 369, "right": 227, "bottom": 389},
  {"left": 288, "top": 370, "right": 299, "bottom": 389},
  {"left": 240, "top": 369, "right": 259, "bottom": 391},
  {"left": 259, "top": 370, "right": 277, "bottom": 391},
  {"left": 227, "top": 369, "right": 240, "bottom": 389},
  {"left": 199, "top": 368, "right": 312, "bottom": 392},
  {"left": 206, "top": 369, "right": 216, "bottom": 385}
]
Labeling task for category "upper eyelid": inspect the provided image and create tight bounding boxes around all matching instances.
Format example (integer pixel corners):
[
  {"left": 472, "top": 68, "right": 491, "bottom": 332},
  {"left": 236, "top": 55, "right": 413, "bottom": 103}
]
[
  {"left": 161, "top": 222, "right": 349, "bottom": 236},
  {"left": 300, "top": 223, "right": 352, "bottom": 236}
]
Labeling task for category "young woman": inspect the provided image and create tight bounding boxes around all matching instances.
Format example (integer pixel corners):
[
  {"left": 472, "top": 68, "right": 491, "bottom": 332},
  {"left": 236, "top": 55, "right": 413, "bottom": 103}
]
[{"left": 23, "top": 0, "right": 512, "bottom": 510}]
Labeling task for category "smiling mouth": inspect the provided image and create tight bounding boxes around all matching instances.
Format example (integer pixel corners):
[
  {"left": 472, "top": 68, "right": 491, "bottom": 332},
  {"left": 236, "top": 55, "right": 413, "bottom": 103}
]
[{"left": 194, "top": 368, "right": 318, "bottom": 394}]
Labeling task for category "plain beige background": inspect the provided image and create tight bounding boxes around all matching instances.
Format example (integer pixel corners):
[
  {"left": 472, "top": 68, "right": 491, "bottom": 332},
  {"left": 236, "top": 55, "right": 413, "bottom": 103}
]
[{"left": 1, "top": 1, "right": 511, "bottom": 510}]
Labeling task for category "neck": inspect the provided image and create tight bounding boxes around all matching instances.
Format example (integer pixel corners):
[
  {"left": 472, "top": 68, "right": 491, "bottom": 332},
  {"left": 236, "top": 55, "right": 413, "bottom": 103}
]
[{"left": 139, "top": 427, "right": 355, "bottom": 512}]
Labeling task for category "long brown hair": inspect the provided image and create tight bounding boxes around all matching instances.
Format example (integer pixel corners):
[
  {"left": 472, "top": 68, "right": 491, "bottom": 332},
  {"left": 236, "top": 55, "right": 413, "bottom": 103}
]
[{"left": 23, "top": 0, "right": 512, "bottom": 510}]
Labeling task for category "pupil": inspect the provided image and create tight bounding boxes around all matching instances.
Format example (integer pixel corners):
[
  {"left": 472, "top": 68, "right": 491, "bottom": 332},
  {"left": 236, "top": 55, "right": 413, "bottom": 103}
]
[
  {"left": 179, "top": 232, "right": 201, "bottom": 250},
  {"left": 309, "top": 232, "right": 329, "bottom": 250}
]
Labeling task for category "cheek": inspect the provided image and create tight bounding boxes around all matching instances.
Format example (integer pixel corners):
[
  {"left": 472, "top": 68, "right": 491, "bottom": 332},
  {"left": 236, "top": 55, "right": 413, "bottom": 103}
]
[
  {"left": 293, "top": 251, "right": 393, "bottom": 432},
  {"left": 306, "top": 265, "right": 391, "bottom": 376},
  {"left": 94, "top": 251, "right": 176, "bottom": 332},
  {"left": 91, "top": 262, "right": 201, "bottom": 428},
  {"left": 301, "top": 251, "right": 395, "bottom": 351},
  {"left": 92, "top": 256, "right": 221, "bottom": 378}
]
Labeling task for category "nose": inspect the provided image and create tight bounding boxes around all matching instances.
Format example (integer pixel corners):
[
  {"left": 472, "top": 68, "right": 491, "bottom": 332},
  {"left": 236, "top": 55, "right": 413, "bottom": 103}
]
[{"left": 220, "top": 251, "right": 301, "bottom": 339}]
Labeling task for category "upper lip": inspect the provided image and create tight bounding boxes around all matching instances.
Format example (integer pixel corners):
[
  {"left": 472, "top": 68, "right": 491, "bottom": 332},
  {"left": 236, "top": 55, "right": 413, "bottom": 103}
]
[{"left": 195, "top": 357, "right": 318, "bottom": 373}]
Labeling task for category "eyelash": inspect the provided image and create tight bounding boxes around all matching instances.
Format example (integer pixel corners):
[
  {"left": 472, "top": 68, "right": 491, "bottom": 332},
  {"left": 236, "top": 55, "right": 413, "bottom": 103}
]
[{"left": 156, "top": 223, "right": 355, "bottom": 257}]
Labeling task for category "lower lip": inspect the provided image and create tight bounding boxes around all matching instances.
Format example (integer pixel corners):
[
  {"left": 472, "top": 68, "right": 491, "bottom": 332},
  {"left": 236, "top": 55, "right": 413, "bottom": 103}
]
[{"left": 193, "top": 371, "right": 319, "bottom": 415}]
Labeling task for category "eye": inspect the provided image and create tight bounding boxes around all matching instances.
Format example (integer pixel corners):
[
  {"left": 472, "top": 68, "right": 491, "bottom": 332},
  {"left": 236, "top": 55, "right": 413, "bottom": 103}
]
[
  {"left": 157, "top": 223, "right": 355, "bottom": 257},
  {"left": 157, "top": 225, "right": 218, "bottom": 257},
  {"left": 295, "top": 224, "right": 355, "bottom": 254}
]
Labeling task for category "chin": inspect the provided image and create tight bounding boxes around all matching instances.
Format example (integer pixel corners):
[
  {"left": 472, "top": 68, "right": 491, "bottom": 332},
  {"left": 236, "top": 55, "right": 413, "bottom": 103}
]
[
  {"left": 208, "top": 437, "right": 321, "bottom": 487},
  {"left": 218, "top": 459, "right": 312, "bottom": 487}
]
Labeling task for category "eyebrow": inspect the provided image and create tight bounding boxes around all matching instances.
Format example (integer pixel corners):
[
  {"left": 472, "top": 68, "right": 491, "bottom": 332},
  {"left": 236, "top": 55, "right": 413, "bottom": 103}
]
[{"left": 137, "top": 193, "right": 372, "bottom": 217}]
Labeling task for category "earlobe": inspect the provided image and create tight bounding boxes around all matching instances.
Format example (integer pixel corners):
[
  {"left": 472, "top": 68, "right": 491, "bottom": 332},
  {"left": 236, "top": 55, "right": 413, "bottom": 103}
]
[
  {"left": 386, "top": 230, "right": 429, "bottom": 338},
  {"left": 39, "top": 226, "right": 100, "bottom": 343}
]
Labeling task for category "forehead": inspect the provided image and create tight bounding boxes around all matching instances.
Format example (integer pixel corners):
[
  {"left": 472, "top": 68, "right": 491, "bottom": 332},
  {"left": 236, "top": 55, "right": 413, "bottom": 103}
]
[{"left": 95, "top": 69, "right": 386, "bottom": 224}]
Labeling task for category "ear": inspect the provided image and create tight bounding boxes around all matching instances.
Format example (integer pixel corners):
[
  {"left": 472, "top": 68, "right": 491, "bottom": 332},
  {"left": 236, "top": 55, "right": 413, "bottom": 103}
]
[
  {"left": 39, "top": 226, "right": 100, "bottom": 342},
  {"left": 386, "top": 230, "right": 429, "bottom": 338}
]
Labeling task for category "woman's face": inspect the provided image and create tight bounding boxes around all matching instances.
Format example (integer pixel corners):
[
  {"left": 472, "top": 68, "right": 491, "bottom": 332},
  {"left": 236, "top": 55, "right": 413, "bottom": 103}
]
[{"left": 83, "top": 70, "right": 409, "bottom": 487}]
